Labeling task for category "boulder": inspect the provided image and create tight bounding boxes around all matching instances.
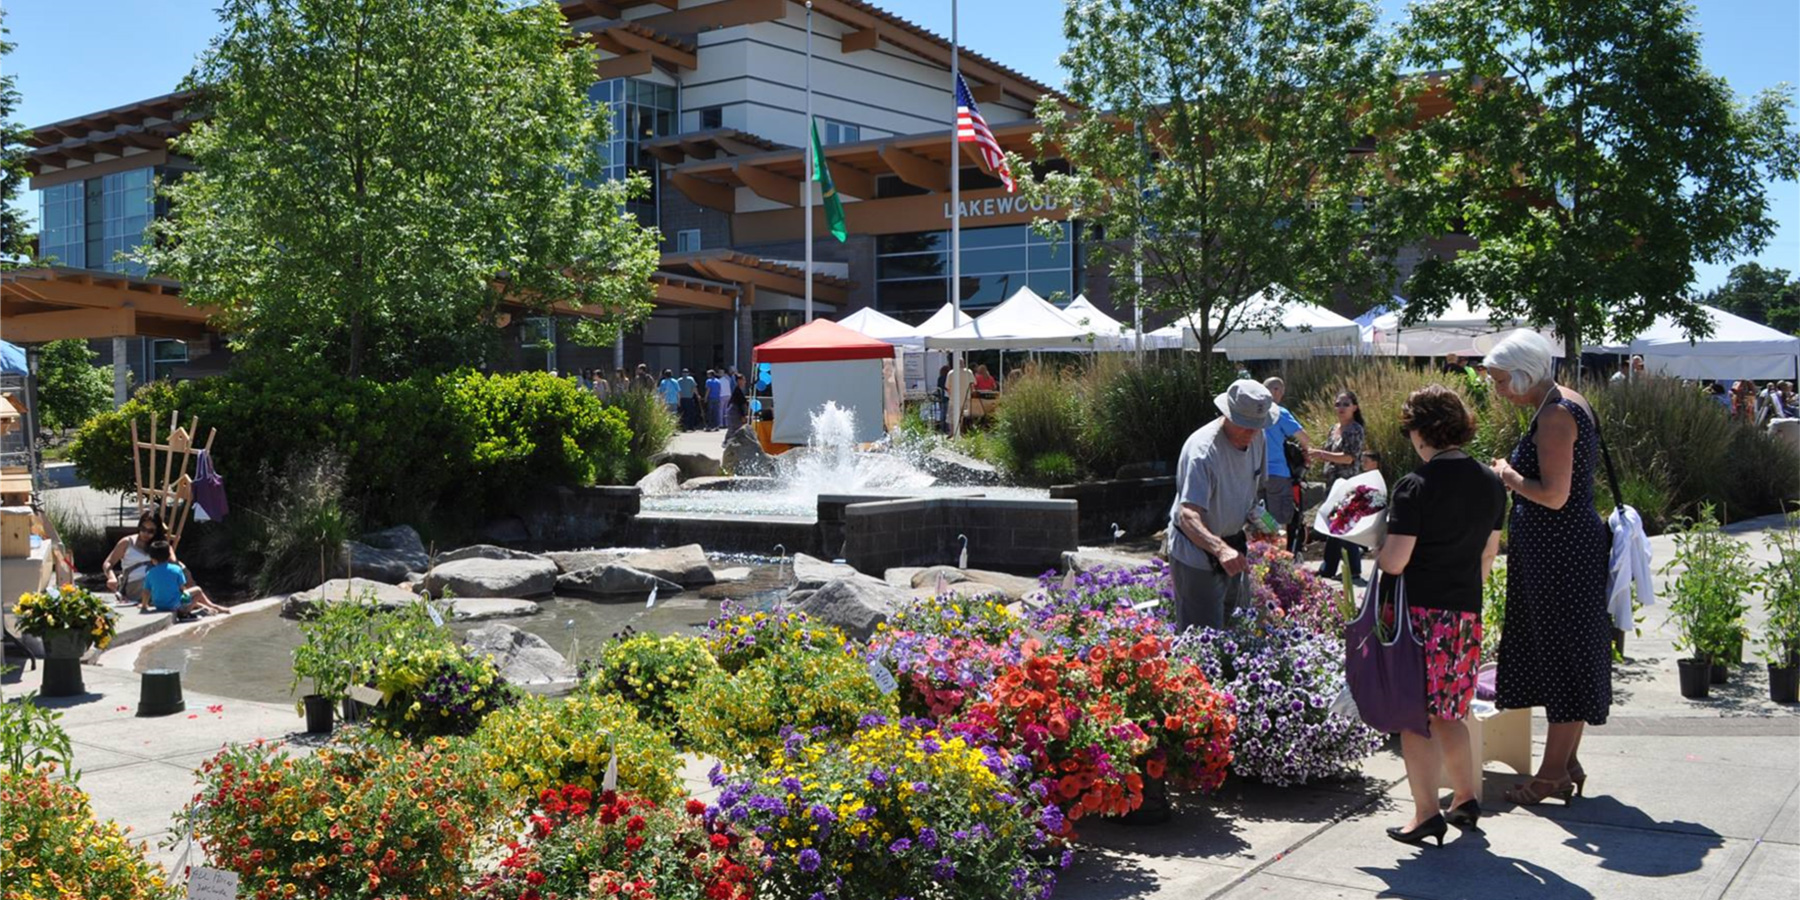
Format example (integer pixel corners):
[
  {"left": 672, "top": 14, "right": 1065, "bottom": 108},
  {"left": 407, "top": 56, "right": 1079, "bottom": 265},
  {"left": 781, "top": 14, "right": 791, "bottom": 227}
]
[
  {"left": 920, "top": 446, "right": 999, "bottom": 486},
  {"left": 557, "top": 563, "right": 682, "bottom": 597},
  {"left": 424, "top": 558, "right": 559, "bottom": 599},
  {"left": 622, "top": 544, "right": 715, "bottom": 588},
  {"left": 546, "top": 549, "right": 630, "bottom": 573},
  {"left": 722, "top": 426, "right": 777, "bottom": 477},
  {"left": 884, "top": 567, "right": 926, "bottom": 589},
  {"left": 798, "top": 577, "right": 906, "bottom": 642},
  {"left": 463, "top": 623, "right": 575, "bottom": 684},
  {"left": 361, "top": 525, "right": 428, "bottom": 556},
  {"left": 1061, "top": 549, "right": 1155, "bottom": 576},
  {"left": 784, "top": 588, "right": 816, "bottom": 607},
  {"left": 666, "top": 451, "right": 723, "bottom": 480},
  {"left": 790, "top": 553, "right": 860, "bottom": 590},
  {"left": 281, "top": 578, "right": 421, "bottom": 619},
  {"left": 447, "top": 598, "right": 542, "bottom": 621},
  {"left": 681, "top": 475, "right": 783, "bottom": 492},
  {"left": 909, "top": 566, "right": 974, "bottom": 589},
  {"left": 436, "top": 544, "right": 547, "bottom": 565},
  {"left": 910, "top": 581, "right": 1008, "bottom": 603},
  {"left": 342, "top": 540, "right": 427, "bottom": 584},
  {"left": 636, "top": 463, "right": 682, "bottom": 496},
  {"left": 958, "top": 570, "right": 1044, "bottom": 601}
]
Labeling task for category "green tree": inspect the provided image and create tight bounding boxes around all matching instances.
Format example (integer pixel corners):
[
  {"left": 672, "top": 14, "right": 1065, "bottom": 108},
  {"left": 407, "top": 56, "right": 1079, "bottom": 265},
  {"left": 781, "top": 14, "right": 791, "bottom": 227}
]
[
  {"left": 144, "top": 0, "right": 662, "bottom": 379},
  {"left": 1704, "top": 262, "right": 1800, "bottom": 336},
  {"left": 35, "top": 340, "right": 112, "bottom": 433},
  {"left": 1, "top": 8, "right": 34, "bottom": 265},
  {"left": 1022, "top": 0, "right": 1403, "bottom": 388},
  {"left": 1396, "top": 0, "right": 1800, "bottom": 363}
]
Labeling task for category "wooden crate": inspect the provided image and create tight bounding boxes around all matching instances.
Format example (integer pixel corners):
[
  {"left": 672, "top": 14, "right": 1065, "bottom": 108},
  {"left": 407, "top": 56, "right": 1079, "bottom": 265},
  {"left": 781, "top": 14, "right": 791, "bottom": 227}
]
[{"left": 0, "top": 507, "right": 31, "bottom": 559}]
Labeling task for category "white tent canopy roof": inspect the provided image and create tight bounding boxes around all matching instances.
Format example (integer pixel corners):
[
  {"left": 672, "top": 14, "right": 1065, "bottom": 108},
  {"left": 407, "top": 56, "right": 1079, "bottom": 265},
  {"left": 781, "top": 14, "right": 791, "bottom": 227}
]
[
  {"left": 1062, "top": 294, "right": 1133, "bottom": 351},
  {"left": 924, "top": 287, "right": 1095, "bottom": 351},
  {"left": 913, "top": 303, "right": 965, "bottom": 339},
  {"left": 838, "top": 307, "right": 922, "bottom": 347},
  {"left": 1370, "top": 297, "right": 1565, "bottom": 358},
  {"left": 1206, "top": 286, "right": 1361, "bottom": 359},
  {"left": 1590, "top": 304, "right": 1800, "bottom": 380}
]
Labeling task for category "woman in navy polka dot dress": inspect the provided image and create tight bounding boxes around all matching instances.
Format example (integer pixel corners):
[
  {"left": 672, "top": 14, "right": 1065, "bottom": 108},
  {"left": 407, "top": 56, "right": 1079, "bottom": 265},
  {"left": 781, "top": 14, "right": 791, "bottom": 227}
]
[{"left": 1485, "top": 330, "right": 1612, "bottom": 806}]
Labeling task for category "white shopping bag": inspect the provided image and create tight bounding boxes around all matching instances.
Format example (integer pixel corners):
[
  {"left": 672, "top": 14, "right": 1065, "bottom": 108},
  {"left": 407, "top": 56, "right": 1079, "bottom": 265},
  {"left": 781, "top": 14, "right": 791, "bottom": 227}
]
[{"left": 1312, "top": 469, "right": 1389, "bottom": 550}]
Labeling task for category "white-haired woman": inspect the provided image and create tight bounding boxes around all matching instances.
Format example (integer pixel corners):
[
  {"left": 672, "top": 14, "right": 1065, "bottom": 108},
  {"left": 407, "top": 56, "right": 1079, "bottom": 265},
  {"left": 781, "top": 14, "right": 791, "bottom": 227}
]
[{"left": 1484, "top": 329, "right": 1612, "bottom": 806}]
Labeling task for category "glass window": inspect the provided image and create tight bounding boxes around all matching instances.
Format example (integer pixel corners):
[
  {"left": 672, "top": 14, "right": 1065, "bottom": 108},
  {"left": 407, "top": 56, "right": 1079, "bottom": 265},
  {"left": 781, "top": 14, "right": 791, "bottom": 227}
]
[
  {"left": 820, "top": 119, "right": 860, "bottom": 146},
  {"left": 589, "top": 76, "right": 676, "bottom": 225},
  {"left": 698, "top": 107, "right": 723, "bottom": 130},
  {"left": 675, "top": 229, "right": 702, "bottom": 253},
  {"left": 151, "top": 339, "right": 188, "bottom": 381},
  {"left": 520, "top": 317, "right": 557, "bottom": 372},
  {"left": 99, "top": 168, "right": 154, "bottom": 275},
  {"left": 876, "top": 223, "right": 1074, "bottom": 315},
  {"left": 38, "top": 182, "right": 84, "bottom": 267}
]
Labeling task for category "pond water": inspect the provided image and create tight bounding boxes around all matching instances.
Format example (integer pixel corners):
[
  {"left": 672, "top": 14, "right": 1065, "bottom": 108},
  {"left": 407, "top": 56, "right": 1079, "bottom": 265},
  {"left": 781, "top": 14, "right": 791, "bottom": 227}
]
[{"left": 135, "top": 560, "right": 795, "bottom": 706}]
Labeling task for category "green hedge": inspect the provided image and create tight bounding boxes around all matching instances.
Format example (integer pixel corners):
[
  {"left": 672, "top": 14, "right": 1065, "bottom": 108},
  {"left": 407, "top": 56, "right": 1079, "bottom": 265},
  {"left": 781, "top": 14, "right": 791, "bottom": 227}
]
[{"left": 68, "top": 364, "right": 637, "bottom": 533}]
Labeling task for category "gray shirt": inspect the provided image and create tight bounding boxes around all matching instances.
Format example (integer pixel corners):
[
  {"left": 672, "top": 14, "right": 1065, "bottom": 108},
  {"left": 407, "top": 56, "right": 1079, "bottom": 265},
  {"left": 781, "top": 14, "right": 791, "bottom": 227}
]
[{"left": 1167, "top": 418, "right": 1266, "bottom": 570}]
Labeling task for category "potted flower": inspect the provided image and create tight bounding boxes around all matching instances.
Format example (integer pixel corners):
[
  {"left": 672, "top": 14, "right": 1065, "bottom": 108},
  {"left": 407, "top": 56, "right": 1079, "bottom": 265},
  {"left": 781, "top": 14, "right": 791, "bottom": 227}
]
[
  {"left": 12, "top": 584, "right": 117, "bottom": 697},
  {"left": 1762, "top": 517, "right": 1800, "bottom": 703},
  {"left": 289, "top": 598, "right": 380, "bottom": 733},
  {"left": 1661, "top": 507, "right": 1759, "bottom": 698}
]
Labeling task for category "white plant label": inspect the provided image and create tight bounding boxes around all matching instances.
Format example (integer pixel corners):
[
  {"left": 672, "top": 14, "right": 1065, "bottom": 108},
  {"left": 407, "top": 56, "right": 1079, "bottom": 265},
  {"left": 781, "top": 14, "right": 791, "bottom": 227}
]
[
  {"left": 646, "top": 586, "right": 658, "bottom": 609},
  {"left": 935, "top": 574, "right": 951, "bottom": 597},
  {"left": 601, "top": 736, "right": 619, "bottom": 791},
  {"left": 1132, "top": 598, "right": 1162, "bottom": 611},
  {"left": 347, "top": 684, "right": 384, "bottom": 707},
  {"left": 188, "top": 867, "right": 240, "bottom": 900},
  {"left": 426, "top": 602, "right": 445, "bottom": 626},
  {"left": 867, "top": 660, "right": 899, "bottom": 695}
]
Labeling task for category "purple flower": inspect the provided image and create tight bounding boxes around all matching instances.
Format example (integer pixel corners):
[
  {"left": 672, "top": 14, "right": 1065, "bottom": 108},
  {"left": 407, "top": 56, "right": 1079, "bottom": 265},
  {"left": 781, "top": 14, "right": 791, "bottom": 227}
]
[
  {"left": 809, "top": 804, "right": 836, "bottom": 825},
  {"left": 932, "top": 857, "right": 957, "bottom": 881},
  {"left": 917, "top": 827, "right": 938, "bottom": 849},
  {"left": 889, "top": 838, "right": 913, "bottom": 855},
  {"left": 798, "top": 848, "right": 822, "bottom": 873}
]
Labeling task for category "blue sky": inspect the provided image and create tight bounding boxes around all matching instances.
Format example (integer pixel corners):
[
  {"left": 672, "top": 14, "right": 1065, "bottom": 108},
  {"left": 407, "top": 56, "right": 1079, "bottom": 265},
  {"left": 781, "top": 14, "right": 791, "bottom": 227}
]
[{"left": 6, "top": 0, "right": 1796, "bottom": 292}]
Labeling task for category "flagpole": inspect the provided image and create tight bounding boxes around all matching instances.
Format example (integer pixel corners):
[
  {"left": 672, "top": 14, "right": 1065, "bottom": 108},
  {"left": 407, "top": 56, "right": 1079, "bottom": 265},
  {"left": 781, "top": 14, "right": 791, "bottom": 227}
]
[
  {"left": 948, "top": 0, "right": 963, "bottom": 437},
  {"left": 804, "top": 2, "right": 815, "bottom": 323}
]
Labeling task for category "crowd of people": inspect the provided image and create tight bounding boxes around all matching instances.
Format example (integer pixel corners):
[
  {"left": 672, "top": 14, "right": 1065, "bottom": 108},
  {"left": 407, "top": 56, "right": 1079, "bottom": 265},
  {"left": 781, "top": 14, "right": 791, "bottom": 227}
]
[
  {"left": 1609, "top": 354, "right": 1798, "bottom": 424},
  {"left": 1167, "top": 329, "right": 1628, "bottom": 848},
  {"left": 570, "top": 364, "right": 752, "bottom": 434}
]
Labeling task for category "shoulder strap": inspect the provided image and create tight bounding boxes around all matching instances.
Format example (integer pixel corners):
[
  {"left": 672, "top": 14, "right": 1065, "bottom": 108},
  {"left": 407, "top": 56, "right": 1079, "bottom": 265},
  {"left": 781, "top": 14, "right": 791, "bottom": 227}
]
[{"left": 1584, "top": 400, "right": 1625, "bottom": 513}]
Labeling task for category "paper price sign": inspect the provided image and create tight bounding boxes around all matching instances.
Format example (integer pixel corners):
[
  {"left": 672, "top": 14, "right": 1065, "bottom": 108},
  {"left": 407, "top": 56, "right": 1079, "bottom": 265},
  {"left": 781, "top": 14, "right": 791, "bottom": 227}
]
[
  {"left": 347, "top": 684, "right": 385, "bottom": 707},
  {"left": 867, "top": 660, "right": 899, "bottom": 695},
  {"left": 188, "top": 866, "right": 240, "bottom": 900}
]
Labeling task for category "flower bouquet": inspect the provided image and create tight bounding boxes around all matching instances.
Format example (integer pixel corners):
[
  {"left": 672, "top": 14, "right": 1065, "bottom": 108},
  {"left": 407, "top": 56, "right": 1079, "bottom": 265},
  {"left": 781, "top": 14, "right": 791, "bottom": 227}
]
[{"left": 1312, "top": 470, "right": 1390, "bottom": 549}]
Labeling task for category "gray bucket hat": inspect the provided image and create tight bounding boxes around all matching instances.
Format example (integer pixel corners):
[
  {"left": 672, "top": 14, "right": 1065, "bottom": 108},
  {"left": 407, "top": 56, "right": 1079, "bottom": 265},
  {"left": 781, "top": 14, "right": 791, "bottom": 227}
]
[{"left": 1216, "top": 379, "right": 1279, "bottom": 429}]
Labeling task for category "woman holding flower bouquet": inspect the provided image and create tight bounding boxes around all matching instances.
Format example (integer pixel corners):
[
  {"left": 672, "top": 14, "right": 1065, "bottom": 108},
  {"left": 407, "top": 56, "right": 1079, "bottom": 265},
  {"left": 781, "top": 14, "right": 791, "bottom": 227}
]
[
  {"left": 1376, "top": 386, "right": 1506, "bottom": 846},
  {"left": 1486, "top": 329, "right": 1613, "bottom": 807}
]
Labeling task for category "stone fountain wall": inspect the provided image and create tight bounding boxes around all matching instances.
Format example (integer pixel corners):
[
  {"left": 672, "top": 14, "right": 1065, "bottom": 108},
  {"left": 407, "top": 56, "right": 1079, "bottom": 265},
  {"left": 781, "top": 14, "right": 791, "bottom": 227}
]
[
  {"left": 1049, "top": 476, "right": 1177, "bottom": 543},
  {"left": 839, "top": 496, "right": 1079, "bottom": 576}
]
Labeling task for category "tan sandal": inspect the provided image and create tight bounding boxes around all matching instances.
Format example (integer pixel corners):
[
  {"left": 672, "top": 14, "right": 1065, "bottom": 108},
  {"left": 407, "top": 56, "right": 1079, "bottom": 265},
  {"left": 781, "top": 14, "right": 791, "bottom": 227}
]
[{"left": 1504, "top": 777, "right": 1574, "bottom": 805}]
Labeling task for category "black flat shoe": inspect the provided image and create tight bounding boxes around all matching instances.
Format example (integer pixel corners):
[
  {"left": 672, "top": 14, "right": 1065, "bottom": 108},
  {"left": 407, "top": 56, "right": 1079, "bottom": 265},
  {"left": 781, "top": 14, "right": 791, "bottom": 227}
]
[
  {"left": 1386, "top": 814, "right": 1448, "bottom": 847},
  {"left": 1445, "top": 799, "right": 1482, "bottom": 829}
]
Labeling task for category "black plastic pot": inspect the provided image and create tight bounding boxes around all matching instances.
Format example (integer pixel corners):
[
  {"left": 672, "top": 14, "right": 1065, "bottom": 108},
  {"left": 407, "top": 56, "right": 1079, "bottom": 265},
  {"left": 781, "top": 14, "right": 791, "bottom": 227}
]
[
  {"left": 1711, "top": 659, "right": 1730, "bottom": 684},
  {"left": 1118, "top": 773, "right": 1172, "bottom": 826},
  {"left": 1769, "top": 664, "right": 1800, "bottom": 704},
  {"left": 1677, "top": 658, "right": 1711, "bottom": 699},
  {"left": 303, "top": 694, "right": 335, "bottom": 733}
]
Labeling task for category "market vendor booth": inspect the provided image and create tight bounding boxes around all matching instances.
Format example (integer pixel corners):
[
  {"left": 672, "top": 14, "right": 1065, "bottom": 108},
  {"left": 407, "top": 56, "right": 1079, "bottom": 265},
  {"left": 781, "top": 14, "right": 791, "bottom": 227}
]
[{"left": 753, "top": 318, "right": 903, "bottom": 451}]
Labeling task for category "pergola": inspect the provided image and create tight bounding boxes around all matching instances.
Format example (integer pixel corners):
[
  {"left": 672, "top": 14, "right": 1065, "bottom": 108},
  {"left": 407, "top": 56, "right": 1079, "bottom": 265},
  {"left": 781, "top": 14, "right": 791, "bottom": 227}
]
[
  {"left": 659, "top": 249, "right": 853, "bottom": 306},
  {"left": 0, "top": 267, "right": 208, "bottom": 343}
]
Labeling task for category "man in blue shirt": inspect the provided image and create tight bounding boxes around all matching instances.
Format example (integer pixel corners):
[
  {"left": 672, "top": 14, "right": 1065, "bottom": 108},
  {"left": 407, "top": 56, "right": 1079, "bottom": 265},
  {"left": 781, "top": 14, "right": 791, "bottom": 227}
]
[
  {"left": 1260, "top": 377, "right": 1311, "bottom": 545},
  {"left": 658, "top": 369, "right": 681, "bottom": 417}
]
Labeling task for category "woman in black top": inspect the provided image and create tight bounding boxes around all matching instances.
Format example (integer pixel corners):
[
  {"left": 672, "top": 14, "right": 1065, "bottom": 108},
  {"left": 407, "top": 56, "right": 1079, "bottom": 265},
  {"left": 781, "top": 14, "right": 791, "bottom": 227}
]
[{"left": 1376, "top": 385, "right": 1506, "bottom": 846}]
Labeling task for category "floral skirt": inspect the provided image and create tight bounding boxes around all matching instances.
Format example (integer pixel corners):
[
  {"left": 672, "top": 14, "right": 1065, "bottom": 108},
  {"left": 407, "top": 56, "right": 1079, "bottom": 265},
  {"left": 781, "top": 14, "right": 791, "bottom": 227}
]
[{"left": 1409, "top": 608, "right": 1482, "bottom": 721}]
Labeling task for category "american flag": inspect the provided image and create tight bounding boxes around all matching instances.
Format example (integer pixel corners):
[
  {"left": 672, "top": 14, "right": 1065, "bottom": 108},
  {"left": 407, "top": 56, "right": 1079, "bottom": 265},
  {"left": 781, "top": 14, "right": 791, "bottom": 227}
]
[{"left": 955, "top": 73, "right": 1014, "bottom": 193}]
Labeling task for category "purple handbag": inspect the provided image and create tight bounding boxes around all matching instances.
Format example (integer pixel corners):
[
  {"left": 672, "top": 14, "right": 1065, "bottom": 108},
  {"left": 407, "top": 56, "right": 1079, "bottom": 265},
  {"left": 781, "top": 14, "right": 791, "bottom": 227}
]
[
  {"left": 192, "top": 448, "right": 229, "bottom": 521},
  {"left": 1344, "top": 570, "right": 1430, "bottom": 737}
]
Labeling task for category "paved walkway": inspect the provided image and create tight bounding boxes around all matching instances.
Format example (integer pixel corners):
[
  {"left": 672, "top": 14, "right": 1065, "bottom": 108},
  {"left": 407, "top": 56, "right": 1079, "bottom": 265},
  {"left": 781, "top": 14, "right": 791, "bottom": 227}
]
[{"left": 4, "top": 515, "right": 1796, "bottom": 898}]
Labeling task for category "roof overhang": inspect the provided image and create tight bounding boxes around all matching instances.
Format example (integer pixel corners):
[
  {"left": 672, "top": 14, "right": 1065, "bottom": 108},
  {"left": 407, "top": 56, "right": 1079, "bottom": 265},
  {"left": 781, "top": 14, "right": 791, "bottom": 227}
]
[
  {"left": 644, "top": 128, "right": 790, "bottom": 166},
  {"left": 27, "top": 90, "right": 200, "bottom": 185},
  {"left": 661, "top": 250, "right": 852, "bottom": 305},
  {"left": 1, "top": 266, "right": 209, "bottom": 342}
]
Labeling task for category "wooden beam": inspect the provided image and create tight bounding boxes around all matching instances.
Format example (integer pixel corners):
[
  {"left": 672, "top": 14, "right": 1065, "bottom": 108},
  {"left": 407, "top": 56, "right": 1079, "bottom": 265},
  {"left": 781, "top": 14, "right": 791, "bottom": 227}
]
[
  {"left": 841, "top": 27, "right": 879, "bottom": 52},
  {"left": 879, "top": 143, "right": 950, "bottom": 192},
  {"left": 669, "top": 171, "right": 737, "bottom": 213},
  {"left": 30, "top": 148, "right": 170, "bottom": 190},
  {"left": 4, "top": 276, "right": 207, "bottom": 321},
  {"left": 132, "top": 317, "right": 214, "bottom": 341},
  {"left": 712, "top": 136, "right": 769, "bottom": 157},
  {"left": 825, "top": 159, "right": 876, "bottom": 200},
  {"left": 593, "top": 51, "right": 654, "bottom": 80},
  {"left": 970, "top": 84, "right": 1004, "bottom": 104},
  {"left": 638, "top": 0, "right": 784, "bottom": 33},
  {"left": 678, "top": 138, "right": 718, "bottom": 160},
  {"left": 734, "top": 162, "right": 801, "bottom": 207},
  {"left": 4, "top": 307, "right": 136, "bottom": 342},
  {"left": 654, "top": 281, "right": 736, "bottom": 311},
  {"left": 691, "top": 258, "right": 849, "bottom": 305},
  {"left": 602, "top": 27, "right": 697, "bottom": 70},
  {"left": 645, "top": 142, "right": 688, "bottom": 166}
]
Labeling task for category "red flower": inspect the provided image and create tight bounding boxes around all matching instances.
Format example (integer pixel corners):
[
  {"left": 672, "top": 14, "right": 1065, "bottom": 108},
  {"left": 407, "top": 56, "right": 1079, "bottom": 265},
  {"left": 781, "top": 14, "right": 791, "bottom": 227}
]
[
  {"left": 625, "top": 815, "right": 647, "bottom": 833},
  {"left": 526, "top": 871, "right": 546, "bottom": 886},
  {"left": 709, "top": 833, "right": 731, "bottom": 850},
  {"left": 686, "top": 799, "right": 708, "bottom": 816}
]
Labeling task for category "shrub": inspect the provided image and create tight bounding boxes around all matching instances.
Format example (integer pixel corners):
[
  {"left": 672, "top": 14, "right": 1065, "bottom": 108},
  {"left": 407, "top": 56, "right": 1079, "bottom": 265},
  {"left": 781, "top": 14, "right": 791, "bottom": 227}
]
[
  {"left": 679, "top": 641, "right": 896, "bottom": 767},
  {"left": 1660, "top": 505, "right": 1758, "bottom": 663},
  {"left": 1761, "top": 514, "right": 1800, "bottom": 666},
  {"left": 1028, "top": 449, "right": 1080, "bottom": 485},
  {"left": 34, "top": 339, "right": 112, "bottom": 433},
  {"left": 1, "top": 768, "right": 175, "bottom": 900},
  {"left": 475, "top": 693, "right": 682, "bottom": 805},
  {"left": 244, "top": 450, "right": 354, "bottom": 594},
  {"left": 445, "top": 370, "right": 634, "bottom": 501},
  {"left": 603, "top": 384, "right": 677, "bottom": 481},
  {"left": 183, "top": 738, "right": 495, "bottom": 900},
  {"left": 1086, "top": 354, "right": 1228, "bottom": 472},
  {"left": 712, "top": 717, "right": 1065, "bottom": 900},
  {"left": 994, "top": 364, "right": 1089, "bottom": 481},
  {"left": 586, "top": 632, "right": 720, "bottom": 743},
  {"left": 472, "top": 787, "right": 756, "bottom": 900},
  {"left": 0, "top": 694, "right": 78, "bottom": 781}
]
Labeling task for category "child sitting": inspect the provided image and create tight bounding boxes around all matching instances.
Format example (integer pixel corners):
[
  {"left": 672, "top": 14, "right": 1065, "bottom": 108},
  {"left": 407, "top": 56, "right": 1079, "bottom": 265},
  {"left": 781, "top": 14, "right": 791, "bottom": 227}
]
[{"left": 140, "top": 540, "right": 231, "bottom": 616}]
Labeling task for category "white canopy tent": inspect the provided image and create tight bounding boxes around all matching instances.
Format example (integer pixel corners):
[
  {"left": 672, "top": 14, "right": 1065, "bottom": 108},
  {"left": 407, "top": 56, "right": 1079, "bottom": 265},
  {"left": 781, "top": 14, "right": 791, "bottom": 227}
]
[
  {"left": 1061, "top": 295, "right": 1134, "bottom": 351},
  {"left": 1590, "top": 304, "right": 1800, "bottom": 381},
  {"left": 1204, "top": 287, "right": 1362, "bottom": 359},
  {"left": 924, "top": 286, "right": 1095, "bottom": 352},
  {"left": 838, "top": 307, "right": 923, "bottom": 348},
  {"left": 1369, "top": 297, "right": 1565, "bottom": 358}
]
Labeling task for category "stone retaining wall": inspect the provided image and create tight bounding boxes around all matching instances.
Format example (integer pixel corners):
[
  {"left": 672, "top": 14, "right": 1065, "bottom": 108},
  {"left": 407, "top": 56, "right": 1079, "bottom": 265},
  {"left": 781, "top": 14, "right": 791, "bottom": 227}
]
[
  {"left": 511, "top": 485, "right": 641, "bottom": 548},
  {"left": 841, "top": 496, "right": 1078, "bottom": 576},
  {"left": 625, "top": 512, "right": 820, "bottom": 557},
  {"left": 1049, "top": 476, "right": 1176, "bottom": 544}
]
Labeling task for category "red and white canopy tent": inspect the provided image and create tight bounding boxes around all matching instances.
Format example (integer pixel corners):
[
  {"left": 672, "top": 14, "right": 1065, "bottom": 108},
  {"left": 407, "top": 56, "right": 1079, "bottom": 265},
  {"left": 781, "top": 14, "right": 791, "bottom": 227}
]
[{"left": 753, "top": 318, "right": 903, "bottom": 446}]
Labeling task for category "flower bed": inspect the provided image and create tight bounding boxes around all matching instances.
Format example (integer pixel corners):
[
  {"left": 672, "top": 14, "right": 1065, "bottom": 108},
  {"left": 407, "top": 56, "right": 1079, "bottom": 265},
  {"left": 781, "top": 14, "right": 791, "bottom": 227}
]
[
  {"left": 1, "top": 767, "right": 174, "bottom": 900},
  {"left": 712, "top": 715, "right": 1065, "bottom": 900},
  {"left": 586, "top": 632, "right": 720, "bottom": 742},
  {"left": 476, "top": 694, "right": 682, "bottom": 805},
  {"left": 1247, "top": 541, "right": 1352, "bottom": 636},
  {"left": 865, "top": 595, "right": 1025, "bottom": 719},
  {"left": 367, "top": 643, "right": 514, "bottom": 738}
]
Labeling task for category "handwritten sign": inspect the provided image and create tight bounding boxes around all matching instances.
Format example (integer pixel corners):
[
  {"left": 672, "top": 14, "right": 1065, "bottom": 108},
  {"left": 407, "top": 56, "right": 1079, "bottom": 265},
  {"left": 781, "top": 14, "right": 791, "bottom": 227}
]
[
  {"left": 188, "top": 866, "right": 240, "bottom": 900},
  {"left": 867, "top": 660, "right": 899, "bottom": 695},
  {"left": 347, "top": 684, "right": 384, "bottom": 707}
]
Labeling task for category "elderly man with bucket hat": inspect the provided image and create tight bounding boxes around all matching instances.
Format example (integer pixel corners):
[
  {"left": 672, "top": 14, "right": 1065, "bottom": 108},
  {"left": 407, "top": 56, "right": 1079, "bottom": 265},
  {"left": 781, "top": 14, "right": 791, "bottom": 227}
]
[{"left": 1166, "top": 379, "right": 1279, "bottom": 631}]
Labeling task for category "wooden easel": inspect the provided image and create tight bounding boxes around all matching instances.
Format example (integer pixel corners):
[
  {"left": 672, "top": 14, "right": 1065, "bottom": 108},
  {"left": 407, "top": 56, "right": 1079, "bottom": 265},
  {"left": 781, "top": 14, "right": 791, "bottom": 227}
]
[{"left": 131, "top": 411, "right": 216, "bottom": 547}]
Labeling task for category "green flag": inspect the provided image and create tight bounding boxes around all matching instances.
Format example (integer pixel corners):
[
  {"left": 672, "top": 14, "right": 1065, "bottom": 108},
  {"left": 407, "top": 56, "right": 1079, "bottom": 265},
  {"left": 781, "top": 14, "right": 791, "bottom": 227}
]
[{"left": 810, "top": 119, "right": 847, "bottom": 242}]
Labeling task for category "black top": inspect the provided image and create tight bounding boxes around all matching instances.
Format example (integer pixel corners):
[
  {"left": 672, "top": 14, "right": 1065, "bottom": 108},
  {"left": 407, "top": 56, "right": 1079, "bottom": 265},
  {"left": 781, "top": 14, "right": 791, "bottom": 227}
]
[{"left": 1386, "top": 454, "right": 1507, "bottom": 613}]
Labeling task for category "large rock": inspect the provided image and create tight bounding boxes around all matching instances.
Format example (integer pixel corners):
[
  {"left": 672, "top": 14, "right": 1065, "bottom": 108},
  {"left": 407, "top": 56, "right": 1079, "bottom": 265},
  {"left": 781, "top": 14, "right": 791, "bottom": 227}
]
[
  {"left": 790, "top": 553, "right": 859, "bottom": 590},
  {"left": 1061, "top": 549, "right": 1156, "bottom": 576},
  {"left": 546, "top": 549, "right": 630, "bottom": 573},
  {"left": 959, "top": 570, "right": 1044, "bottom": 601},
  {"left": 343, "top": 525, "right": 430, "bottom": 583},
  {"left": 622, "top": 544, "right": 715, "bottom": 588},
  {"left": 920, "top": 446, "right": 999, "bottom": 486},
  {"left": 361, "top": 525, "right": 428, "bottom": 556},
  {"left": 636, "top": 463, "right": 682, "bottom": 496},
  {"left": 666, "top": 451, "right": 723, "bottom": 480},
  {"left": 682, "top": 475, "right": 783, "bottom": 492},
  {"left": 722, "top": 426, "right": 777, "bottom": 477},
  {"left": 909, "top": 566, "right": 1040, "bottom": 601},
  {"left": 911, "top": 581, "right": 1008, "bottom": 603},
  {"left": 557, "top": 563, "right": 682, "bottom": 597},
  {"left": 282, "top": 578, "right": 422, "bottom": 619},
  {"left": 447, "top": 598, "right": 542, "bottom": 621},
  {"left": 424, "top": 557, "right": 559, "bottom": 599},
  {"left": 463, "top": 623, "right": 574, "bottom": 684},
  {"left": 798, "top": 577, "right": 906, "bottom": 642},
  {"left": 436, "top": 544, "right": 547, "bottom": 565},
  {"left": 909, "top": 566, "right": 974, "bottom": 589}
]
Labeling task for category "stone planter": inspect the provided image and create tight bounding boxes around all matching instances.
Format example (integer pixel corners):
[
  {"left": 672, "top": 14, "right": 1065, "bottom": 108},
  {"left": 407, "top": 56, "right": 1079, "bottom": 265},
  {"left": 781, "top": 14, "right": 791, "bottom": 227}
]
[{"left": 39, "top": 628, "right": 93, "bottom": 697}]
